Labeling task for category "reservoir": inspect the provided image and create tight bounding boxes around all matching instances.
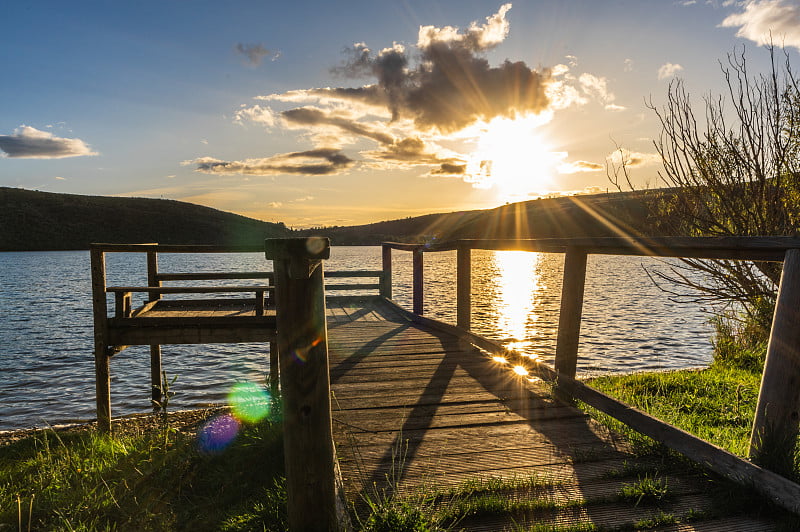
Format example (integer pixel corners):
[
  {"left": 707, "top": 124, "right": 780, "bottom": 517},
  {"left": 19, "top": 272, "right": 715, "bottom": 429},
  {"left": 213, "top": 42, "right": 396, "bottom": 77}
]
[{"left": 0, "top": 246, "right": 712, "bottom": 430}]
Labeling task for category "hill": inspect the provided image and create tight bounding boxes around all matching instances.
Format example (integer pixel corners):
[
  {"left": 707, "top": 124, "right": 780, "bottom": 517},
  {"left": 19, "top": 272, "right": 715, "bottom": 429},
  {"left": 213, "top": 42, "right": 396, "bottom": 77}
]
[
  {"left": 300, "top": 190, "right": 659, "bottom": 245},
  {"left": 0, "top": 187, "right": 663, "bottom": 251},
  {"left": 0, "top": 187, "right": 292, "bottom": 251}
]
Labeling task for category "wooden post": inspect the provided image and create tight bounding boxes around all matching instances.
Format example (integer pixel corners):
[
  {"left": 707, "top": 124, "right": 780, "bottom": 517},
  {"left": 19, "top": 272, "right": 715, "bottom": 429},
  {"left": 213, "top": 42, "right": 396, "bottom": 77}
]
[
  {"left": 457, "top": 243, "right": 471, "bottom": 330},
  {"left": 381, "top": 244, "right": 392, "bottom": 299},
  {"left": 749, "top": 248, "right": 800, "bottom": 471},
  {"left": 146, "top": 248, "right": 163, "bottom": 411},
  {"left": 554, "top": 247, "right": 588, "bottom": 398},
  {"left": 90, "top": 246, "right": 112, "bottom": 432},
  {"left": 146, "top": 248, "right": 161, "bottom": 302},
  {"left": 265, "top": 237, "right": 339, "bottom": 531},
  {"left": 269, "top": 341, "right": 279, "bottom": 395},
  {"left": 413, "top": 247, "right": 424, "bottom": 315},
  {"left": 150, "top": 345, "right": 162, "bottom": 408}
]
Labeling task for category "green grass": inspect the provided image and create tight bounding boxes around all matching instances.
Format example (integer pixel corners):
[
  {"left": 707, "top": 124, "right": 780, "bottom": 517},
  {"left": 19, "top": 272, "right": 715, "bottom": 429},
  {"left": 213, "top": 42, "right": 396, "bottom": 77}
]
[
  {"left": 617, "top": 475, "right": 670, "bottom": 506},
  {"left": 588, "top": 365, "right": 761, "bottom": 457},
  {"left": 0, "top": 416, "right": 287, "bottom": 531}
]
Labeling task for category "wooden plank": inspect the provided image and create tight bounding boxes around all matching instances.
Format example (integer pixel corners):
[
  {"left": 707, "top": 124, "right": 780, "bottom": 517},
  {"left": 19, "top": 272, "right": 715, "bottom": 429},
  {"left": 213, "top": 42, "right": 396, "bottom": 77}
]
[
  {"left": 106, "top": 285, "right": 272, "bottom": 294},
  {"left": 325, "top": 270, "right": 383, "bottom": 278},
  {"left": 383, "top": 242, "right": 424, "bottom": 252},
  {"left": 109, "top": 315, "right": 276, "bottom": 327},
  {"left": 324, "top": 283, "right": 381, "bottom": 291},
  {"left": 91, "top": 243, "right": 264, "bottom": 253},
  {"left": 157, "top": 271, "right": 273, "bottom": 281},
  {"left": 107, "top": 326, "right": 276, "bottom": 346},
  {"left": 426, "top": 236, "right": 800, "bottom": 261}
]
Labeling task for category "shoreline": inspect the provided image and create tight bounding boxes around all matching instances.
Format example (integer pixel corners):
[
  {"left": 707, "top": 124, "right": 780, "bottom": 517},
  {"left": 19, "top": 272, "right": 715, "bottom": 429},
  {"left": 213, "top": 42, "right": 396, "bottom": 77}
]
[{"left": 0, "top": 406, "right": 228, "bottom": 446}]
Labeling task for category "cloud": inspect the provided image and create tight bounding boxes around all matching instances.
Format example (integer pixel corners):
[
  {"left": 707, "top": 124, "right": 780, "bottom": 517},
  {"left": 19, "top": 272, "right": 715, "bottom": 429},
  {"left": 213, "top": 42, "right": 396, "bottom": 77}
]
[
  {"left": 428, "top": 162, "right": 468, "bottom": 176},
  {"left": 325, "top": 4, "right": 551, "bottom": 132},
  {"left": 557, "top": 160, "right": 605, "bottom": 173},
  {"left": 235, "top": 43, "right": 281, "bottom": 66},
  {"left": 201, "top": 5, "right": 576, "bottom": 181},
  {"left": 235, "top": 104, "right": 276, "bottom": 127},
  {"left": 577, "top": 73, "right": 625, "bottom": 111},
  {"left": 0, "top": 126, "right": 97, "bottom": 159},
  {"left": 186, "top": 148, "right": 354, "bottom": 176},
  {"left": 362, "top": 136, "right": 466, "bottom": 172},
  {"left": 417, "top": 3, "right": 512, "bottom": 50},
  {"left": 721, "top": 0, "right": 800, "bottom": 50},
  {"left": 607, "top": 149, "right": 662, "bottom": 167},
  {"left": 657, "top": 63, "right": 684, "bottom": 80},
  {"left": 54, "top": 176, "right": 66, "bottom": 180},
  {"left": 281, "top": 106, "right": 394, "bottom": 144},
  {"left": 624, "top": 58, "right": 634, "bottom": 72}
]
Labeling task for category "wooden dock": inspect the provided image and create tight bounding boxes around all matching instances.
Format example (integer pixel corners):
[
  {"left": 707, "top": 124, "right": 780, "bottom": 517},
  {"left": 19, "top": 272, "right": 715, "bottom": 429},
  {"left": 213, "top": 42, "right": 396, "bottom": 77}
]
[
  {"left": 327, "top": 298, "right": 775, "bottom": 531},
  {"left": 90, "top": 237, "right": 800, "bottom": 530}
]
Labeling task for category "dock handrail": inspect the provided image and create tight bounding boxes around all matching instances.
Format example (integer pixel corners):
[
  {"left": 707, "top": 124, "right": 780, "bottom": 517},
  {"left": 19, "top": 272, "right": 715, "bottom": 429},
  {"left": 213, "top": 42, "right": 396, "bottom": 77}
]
[{"left": 381, "top": 236, "right": 800, "bottom": 514}]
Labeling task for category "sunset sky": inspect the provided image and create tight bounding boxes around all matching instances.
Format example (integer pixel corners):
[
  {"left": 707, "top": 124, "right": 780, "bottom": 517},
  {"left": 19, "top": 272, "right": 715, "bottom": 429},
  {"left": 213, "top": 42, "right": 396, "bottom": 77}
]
[{"left": 3, "top": 1, "right": 800, "bottom": 227}]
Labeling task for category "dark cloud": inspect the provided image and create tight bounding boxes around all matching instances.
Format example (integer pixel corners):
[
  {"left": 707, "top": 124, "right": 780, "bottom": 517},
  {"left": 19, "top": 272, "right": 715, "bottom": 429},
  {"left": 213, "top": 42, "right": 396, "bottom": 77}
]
[
  {"left": 189, "top": 148, "right": 354, "bottom": 176},
  {"left": 362, "top": 136, "right": 466, "bottom": 171},
  {"left": 559, "top": 160, "right": 604, "bottom": 173},
  {"left": 282, "top": 107, "right": 394, "bottom": 144},
  {"left": 235, "top": 43, "right": 280, "bottom": 66},
  {"left": 430, "top": 163, "right": 467, "bottom": 176},
  {"left": 0, "top": 126, "right": 97, "bottom": 159},
  {"left": 330, "top": 4, "right": 551, "bottom": 132}
]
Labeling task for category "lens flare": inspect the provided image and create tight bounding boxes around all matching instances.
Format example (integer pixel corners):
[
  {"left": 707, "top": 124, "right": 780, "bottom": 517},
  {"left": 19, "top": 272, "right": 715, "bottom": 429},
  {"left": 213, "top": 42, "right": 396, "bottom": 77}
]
[
  {"left": 513, "top": 365, "right": 529, "bottom": 376},
  {"left": 292, "top": 336, "right": 323, "bottom": 364},
  {"left": 197, "top": 414, "right": 240, "bottom": 453},
  {"left": 228, "top": 382, "right": 271, "bottom": 423}
]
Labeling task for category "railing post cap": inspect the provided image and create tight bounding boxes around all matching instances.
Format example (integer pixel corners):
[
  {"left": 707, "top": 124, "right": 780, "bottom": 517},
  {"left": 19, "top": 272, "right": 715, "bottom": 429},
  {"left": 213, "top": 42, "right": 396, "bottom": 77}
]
[{"left": 265, "top": 237, "right": 331, "bottom": 260}]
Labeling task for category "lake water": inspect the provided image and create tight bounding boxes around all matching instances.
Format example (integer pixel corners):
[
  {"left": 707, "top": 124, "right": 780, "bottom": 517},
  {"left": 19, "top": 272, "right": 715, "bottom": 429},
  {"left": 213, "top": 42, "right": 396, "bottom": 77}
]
[{"left": 0, "top": 247, "right": 713, "bottom": 431}]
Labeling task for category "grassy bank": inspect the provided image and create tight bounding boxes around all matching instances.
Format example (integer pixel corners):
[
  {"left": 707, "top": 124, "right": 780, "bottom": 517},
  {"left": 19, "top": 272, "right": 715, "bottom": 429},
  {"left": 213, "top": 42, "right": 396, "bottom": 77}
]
[
  {"left": 587, "top": 365, "right": 762, "bottom": 458},
  {"left": 0, "top": 411, "right": 288, "bottom": 531},
  {"left": 3, "top": 349, "right": 795, "bottom": 530}
]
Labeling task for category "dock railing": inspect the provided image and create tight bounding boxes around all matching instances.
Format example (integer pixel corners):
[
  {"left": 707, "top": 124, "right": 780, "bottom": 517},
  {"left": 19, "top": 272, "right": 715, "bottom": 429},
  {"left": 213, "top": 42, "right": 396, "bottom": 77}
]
[
  {"left": 381, "top": 236, "right": 800, "bottom": 514},
  {"left": 90, "top": 243, "right": 279, "bottom": 433}
]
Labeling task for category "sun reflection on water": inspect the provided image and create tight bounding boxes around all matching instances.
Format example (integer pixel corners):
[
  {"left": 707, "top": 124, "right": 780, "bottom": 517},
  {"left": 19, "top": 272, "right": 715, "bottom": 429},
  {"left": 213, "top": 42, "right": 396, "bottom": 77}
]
[{"left": 493, "top": 250, "right": 542, "bottom": 352}]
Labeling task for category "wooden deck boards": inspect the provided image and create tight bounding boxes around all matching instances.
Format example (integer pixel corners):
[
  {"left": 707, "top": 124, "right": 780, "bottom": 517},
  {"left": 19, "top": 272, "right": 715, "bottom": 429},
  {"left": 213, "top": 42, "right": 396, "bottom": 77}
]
[{"left": 326, "top": 299, "right": 776, "bottom": 531}]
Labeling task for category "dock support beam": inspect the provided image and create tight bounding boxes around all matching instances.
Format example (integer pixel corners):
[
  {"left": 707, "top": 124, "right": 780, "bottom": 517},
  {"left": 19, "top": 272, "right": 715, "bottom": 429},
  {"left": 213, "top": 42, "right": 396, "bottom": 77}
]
[
  {"left": 150, "top": 345, "right": 163, "bottom": 408},
  {"left": 413, "top": 247, "right": 424, "bottom": 315},
  {"left": 90, "top": 247, "right": 112, "bottom": 432},
  {"left": 381, "top": 244, "right": 392, "bottom": 299},
  {"left": 750, "top": 248, "right": 800, "bottom": 473},
  {"left": 266, "top": 237, "right": 340, "bottom": 531},
  {"left": 457, "top": 243, "right": 471, "bottom": 330},
  {"left": 554, "top": 247, "right": 587, "bottom": 399}
]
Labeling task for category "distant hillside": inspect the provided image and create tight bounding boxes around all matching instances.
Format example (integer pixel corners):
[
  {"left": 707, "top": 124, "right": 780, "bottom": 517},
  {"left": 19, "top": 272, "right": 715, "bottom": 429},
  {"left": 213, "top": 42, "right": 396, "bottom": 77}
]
[
  {"left": 301, "top": 190, "right": 663, "bottom": 245},
  {"left": 0, "top": 187, "right": 292, "bottom": 251}
]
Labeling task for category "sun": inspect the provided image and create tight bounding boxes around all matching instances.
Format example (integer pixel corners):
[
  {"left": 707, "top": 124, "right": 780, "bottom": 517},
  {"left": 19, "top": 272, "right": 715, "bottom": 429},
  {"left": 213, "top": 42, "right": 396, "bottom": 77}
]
[{"left": 466, "top": 115, "right": 561, "bottom": 201}]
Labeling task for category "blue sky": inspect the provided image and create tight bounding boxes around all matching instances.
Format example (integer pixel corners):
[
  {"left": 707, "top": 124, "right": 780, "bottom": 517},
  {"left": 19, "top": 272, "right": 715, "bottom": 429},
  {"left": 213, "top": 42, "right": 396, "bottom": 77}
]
[{"left": 2, "top": 1, "right": 799, "bottom": 227}]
